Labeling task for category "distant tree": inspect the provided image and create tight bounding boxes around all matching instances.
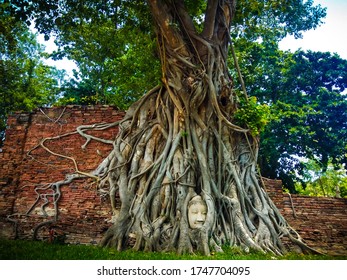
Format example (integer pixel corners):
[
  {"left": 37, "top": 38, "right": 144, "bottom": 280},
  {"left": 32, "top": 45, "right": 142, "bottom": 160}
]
[
  {"left": 0, "top": 7, "right": 65, "bottom": 146},
  {"left": 233, "top": 38, "right": 347, "bottom": 191},
  {"left": 295, "top": 160, "right": 347, "bottom": 198},
  {"left": 55, "top": 77, "right": 99, "bottom": 106},
  {"left": 254, "top": 50, "right": 347, "bottom": 191}
]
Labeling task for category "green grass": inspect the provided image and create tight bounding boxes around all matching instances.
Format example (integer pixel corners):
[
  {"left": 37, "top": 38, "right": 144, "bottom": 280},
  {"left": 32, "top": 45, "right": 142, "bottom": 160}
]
[{"left": 0, "top": 239, "right": 346, "bottom": 260}]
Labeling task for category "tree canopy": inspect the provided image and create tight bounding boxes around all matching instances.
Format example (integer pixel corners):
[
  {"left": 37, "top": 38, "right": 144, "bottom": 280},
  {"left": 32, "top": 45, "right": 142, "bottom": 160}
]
[{"left": 5, "top": 0, "right": 326, "bottom": 108}]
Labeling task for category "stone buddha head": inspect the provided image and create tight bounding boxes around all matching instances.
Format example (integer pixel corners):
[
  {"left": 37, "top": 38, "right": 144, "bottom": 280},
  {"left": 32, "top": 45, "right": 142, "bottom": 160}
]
[{"left": 188, "top": 195, "right": 207, "bottom": 229}]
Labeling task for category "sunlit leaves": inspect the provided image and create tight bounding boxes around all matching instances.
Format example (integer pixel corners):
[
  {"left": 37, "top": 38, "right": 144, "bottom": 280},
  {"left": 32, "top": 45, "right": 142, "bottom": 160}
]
[
  {"left": 234, "top": 96, "right": 271, "bottom": 136},
  {"left": 251, "top": 50, "right": 347, "bottom": 191},
  {"left": 233, "top": 0, "right": 326, "bottom": 41},
  {"left": 295, "top": 160, "right": 347, "bottom": 198},
  {"left": 0, "top": 20, "right": 64, "bottom": 145}
]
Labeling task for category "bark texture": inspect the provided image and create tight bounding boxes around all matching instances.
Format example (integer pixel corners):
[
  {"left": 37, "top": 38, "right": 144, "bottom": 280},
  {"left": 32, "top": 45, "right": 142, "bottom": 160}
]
[{"left": 98, "top": 0, "right": 316, "bottom": 255}]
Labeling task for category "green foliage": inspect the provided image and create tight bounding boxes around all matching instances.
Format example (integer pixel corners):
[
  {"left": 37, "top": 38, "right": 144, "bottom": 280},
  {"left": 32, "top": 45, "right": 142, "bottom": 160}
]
[
  {"left": 5, "top": 0, "right": 326, "bottom": 110},
  {"left": 47, "top": 2, "right": 160, "bottom": 109},
  {"left": 1, "top": 239, "right": 345, "bottom": 260},
  {"left": 55, "top": 78, "right": 99, "bottom": 106},
  {"left": 0, "top": 12, "right": 64, "bottom": 145},
  {"left": 233, "top": 0, "right": 326, "bottom": 41},
  {"left": 294, "top": 160, "right": 347, "bottom": 198},
  {"left": 235, "top": 47, "right": 347, "bottom": 191},
  {"left": 234, "top": 95, "right": 271, "bottom": 136}
]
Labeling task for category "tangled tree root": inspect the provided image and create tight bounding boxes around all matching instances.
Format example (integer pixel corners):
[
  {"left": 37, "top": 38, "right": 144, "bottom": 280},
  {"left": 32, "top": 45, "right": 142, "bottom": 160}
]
[{"left": 12, "top": 84, "right": 320, "bottom": 255}]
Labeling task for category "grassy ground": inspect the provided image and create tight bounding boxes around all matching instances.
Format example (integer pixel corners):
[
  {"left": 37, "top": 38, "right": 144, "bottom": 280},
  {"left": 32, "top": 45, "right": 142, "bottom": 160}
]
[{"left": 1, "top": 239, "right": 346, "bottom": 260}]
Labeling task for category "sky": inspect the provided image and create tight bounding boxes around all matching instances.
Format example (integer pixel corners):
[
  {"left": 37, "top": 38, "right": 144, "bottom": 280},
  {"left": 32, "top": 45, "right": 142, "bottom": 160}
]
[
  {"left": 39, "top": 0, "right": 347, "bottom": 76},
  {"left": 279, "top": 0, "right": 347, "bottom": 59}
]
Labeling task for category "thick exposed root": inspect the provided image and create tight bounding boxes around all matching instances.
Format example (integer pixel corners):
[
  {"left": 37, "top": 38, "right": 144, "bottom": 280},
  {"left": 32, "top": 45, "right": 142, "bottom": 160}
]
[
  {"left": 95, "top": 83, "right": 316, "bottom": 255},
  {"left": 15, "top": 82, "right": 318, "bottom": 255}
]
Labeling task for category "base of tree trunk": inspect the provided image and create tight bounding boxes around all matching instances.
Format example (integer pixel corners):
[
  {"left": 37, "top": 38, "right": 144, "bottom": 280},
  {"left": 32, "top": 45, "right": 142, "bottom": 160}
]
[{"left": 94, "top": 85, "right": 319, "bottom": 256}]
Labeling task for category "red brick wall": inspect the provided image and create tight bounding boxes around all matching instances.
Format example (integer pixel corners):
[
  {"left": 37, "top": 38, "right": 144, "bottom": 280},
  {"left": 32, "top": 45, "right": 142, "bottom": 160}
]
[
  {"left": 0, "top": 106, "right": 346, "bottom": 255},
  {"left": 263, "top": 178, "right": 347, "bottom": 255},
  {"left": 0, "top": 106, "right": 124, "bottom": 244}
]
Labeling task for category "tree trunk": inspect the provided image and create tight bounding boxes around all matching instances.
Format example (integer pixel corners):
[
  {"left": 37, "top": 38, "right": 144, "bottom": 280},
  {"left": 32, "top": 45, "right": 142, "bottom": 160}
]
[{"left": 97, "top": 0, "right": 315, "bottom": 255}]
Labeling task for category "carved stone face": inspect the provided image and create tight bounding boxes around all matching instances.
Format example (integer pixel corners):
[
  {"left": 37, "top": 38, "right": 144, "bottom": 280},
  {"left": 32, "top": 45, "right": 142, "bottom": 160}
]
[{"left": 188, "top": 195, "right": 207, "bottom": 229}]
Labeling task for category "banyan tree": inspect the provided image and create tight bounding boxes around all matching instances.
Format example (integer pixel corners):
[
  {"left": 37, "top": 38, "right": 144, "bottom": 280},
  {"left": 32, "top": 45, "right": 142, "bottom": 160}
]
[
  {"left": 96, "top": 0, "right": 316, "bottom": 255},
  {"left": 20, "top": 0, "right": 322, "bottom": 255}
]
